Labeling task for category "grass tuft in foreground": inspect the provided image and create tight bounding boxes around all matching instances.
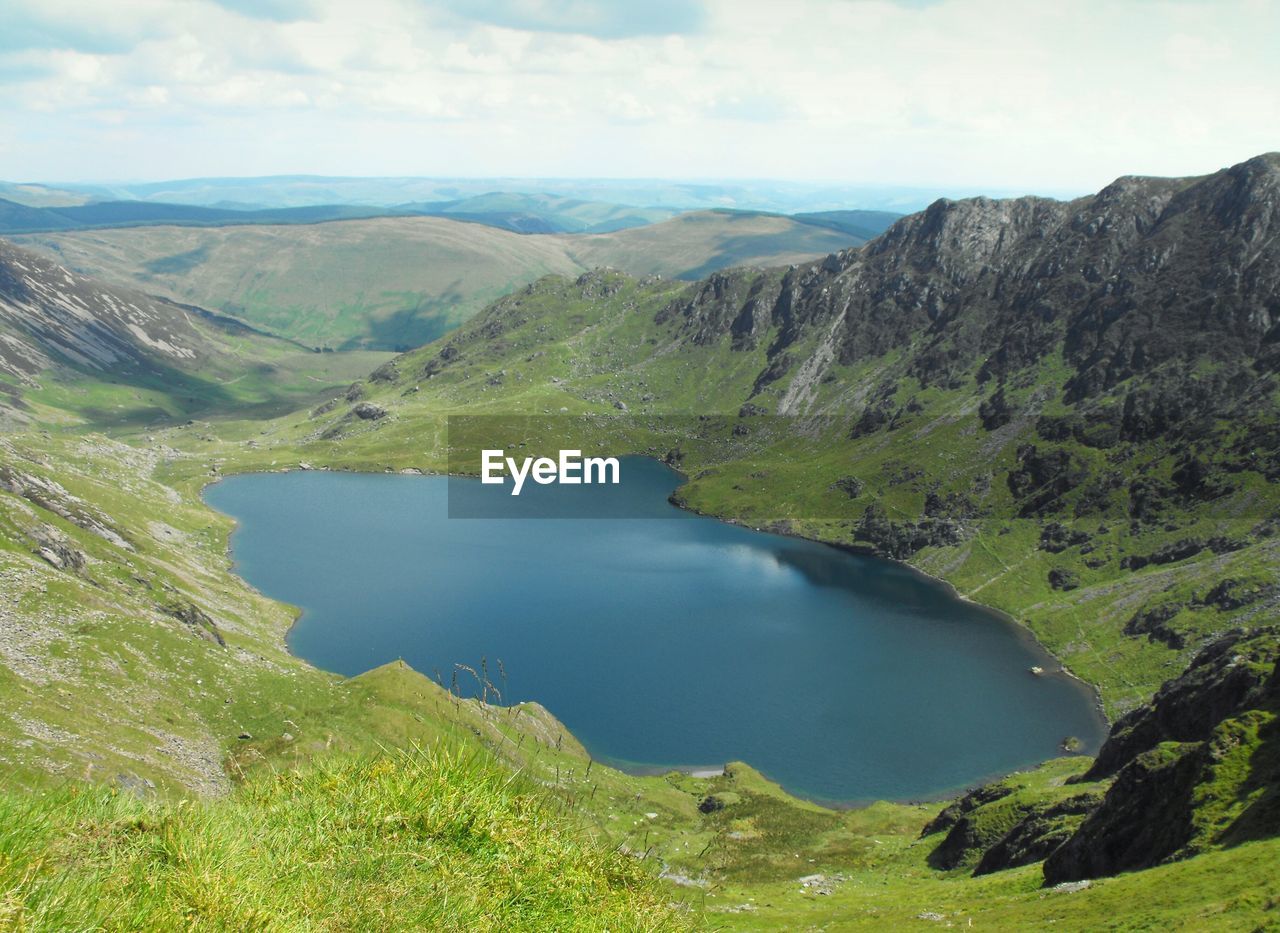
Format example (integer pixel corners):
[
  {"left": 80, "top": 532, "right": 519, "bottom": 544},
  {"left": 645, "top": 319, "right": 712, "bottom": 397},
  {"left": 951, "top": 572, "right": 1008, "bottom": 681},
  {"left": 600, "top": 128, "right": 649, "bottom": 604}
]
[{"left": 0, "top": 744, "right": 691, "bottom": 931}]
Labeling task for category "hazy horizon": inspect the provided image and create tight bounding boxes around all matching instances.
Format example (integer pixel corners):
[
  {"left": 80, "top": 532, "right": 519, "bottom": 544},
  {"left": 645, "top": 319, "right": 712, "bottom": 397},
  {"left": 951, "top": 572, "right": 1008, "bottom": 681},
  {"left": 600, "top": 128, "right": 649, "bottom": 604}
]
[{"left": 2, "top": 0, "right": 1276, "bottom": 192}]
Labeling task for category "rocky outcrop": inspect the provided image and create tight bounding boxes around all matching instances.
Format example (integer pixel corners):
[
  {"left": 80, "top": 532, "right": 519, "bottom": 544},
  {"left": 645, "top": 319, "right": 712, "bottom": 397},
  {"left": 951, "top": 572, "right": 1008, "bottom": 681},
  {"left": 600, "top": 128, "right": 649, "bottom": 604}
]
[
  {"left": 927, "top": 800, "right": 1034, "bottom": 871},
  {"left": 28, "top": 524, "right": 86, "bottom": 572},
  {"left": 974, "top": 792, "right": 1103, "bottom": 876},
  {"left": 1041, "top": 630, "right": 1280, "bottom": 884},
  {"left": 922, "top": 782, "right": 1105, "bottom": 876},
  {"left": 0, "top": 464, "right": 133, "bottom": 551},
  {"left": 855, "top": 502, "right": 965, "bottom": 559},
  {"left": 914, "top": 628, "right": 1280, "bottom": 884},
  {"left": 161, "top": 601, "right": 226, "bottom": 647},
  {"left": 1084, "top": 627, "right": 1280, "bottom": 780},
  {"left": 1045, "top": 702, "right": 1278, "bottom": 883},
  {"left": 921, "top": 783, "right": 1014, "bottom": 838}
]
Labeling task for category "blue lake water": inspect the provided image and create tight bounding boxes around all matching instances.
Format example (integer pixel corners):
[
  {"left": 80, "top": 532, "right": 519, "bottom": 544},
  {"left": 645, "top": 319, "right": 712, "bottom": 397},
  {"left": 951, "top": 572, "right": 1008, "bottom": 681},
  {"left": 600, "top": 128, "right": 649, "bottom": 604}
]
[{"left": 204, "top": 457, "right": 1107, "bottom": 804}]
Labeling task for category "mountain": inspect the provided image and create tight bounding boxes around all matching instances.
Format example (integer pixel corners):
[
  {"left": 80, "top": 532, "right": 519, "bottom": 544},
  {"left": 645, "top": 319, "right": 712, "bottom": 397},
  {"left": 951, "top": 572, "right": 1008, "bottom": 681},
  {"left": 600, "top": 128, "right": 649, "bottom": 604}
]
[
  {"left": 307, "top": 153, "right": 1280, "bottom": 715},
  {"left": 0, "top": 197, "right": 430, "bottom": 234},
  {"left": 49, "top": 174, "right": 1068, "bottom": 214},
  {"left": 14, "top": 211, "right": 875, "bottom": 349},
  {"left": 402, "top": 191, "right": 680, "bottom": 233},
  {"left": 0, "top": 239, "right": 392, "bottom": 425},
  {"left": 0, "top": 155, "right": 1276, "bottom": 928}
]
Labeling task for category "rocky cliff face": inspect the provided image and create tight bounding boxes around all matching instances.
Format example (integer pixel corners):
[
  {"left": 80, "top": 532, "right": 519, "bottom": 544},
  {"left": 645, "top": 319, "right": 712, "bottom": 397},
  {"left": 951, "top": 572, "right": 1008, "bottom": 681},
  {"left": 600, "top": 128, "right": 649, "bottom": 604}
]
[{"left": 661, "top": 154, "right": 1279, "bottom": 415}]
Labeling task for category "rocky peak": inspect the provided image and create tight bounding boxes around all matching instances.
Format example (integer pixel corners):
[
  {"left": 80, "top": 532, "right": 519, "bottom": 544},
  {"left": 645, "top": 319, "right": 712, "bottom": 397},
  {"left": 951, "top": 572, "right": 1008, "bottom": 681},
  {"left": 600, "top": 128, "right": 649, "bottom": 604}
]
[
  {"left": 869, "top": 195, "right": 1069, "bottom": 282},
  {"left": 656, "top": 153, "right": 1280, "bottom": 408}
]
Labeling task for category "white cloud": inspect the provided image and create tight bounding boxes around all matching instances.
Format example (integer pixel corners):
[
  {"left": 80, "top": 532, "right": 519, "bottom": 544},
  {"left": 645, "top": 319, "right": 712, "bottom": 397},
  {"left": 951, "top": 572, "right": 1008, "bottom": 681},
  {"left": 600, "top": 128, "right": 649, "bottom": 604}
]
[{"left": 0, "top": 0, "right": 1275, "bottom": 189}]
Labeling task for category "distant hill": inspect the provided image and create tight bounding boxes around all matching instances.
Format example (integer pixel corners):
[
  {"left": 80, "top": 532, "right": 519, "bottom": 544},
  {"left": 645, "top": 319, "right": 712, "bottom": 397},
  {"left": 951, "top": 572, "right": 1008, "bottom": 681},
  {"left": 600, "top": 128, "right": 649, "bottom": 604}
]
[
  {"left": 792, "top": 209, "right": 904, "bottom": 240},
  {"left": 0, "top": 192, "right": 901, "bottom": 245},
  {"left": 15, "top": 210, "right": 875, "bottom": 349},
  {"left": 563, "top": 209, "right": 875, "bottom": 279},
  {"left": 0, "top": 198, "right": 71, "bottom": 232},
  {"left": 0, "top": 192, "right": 681, "bottom": 236},
  {"left": 0, "top": 197, "right": 425, "bottom": 234},
  {"left": 0, "top": 239, "right": 393, "bottom": 425},
  {"left": 45, "top": 174, "right": 1061, "bottom": 214},
  {"left": 0, "top": 181, "right": 93, "bottom": 208},
  {"left": 13, "top": 219, "right": 585, "bottom": 351},
  {"left": 405, "top": 192, "right": 679, "bottom": 234}
]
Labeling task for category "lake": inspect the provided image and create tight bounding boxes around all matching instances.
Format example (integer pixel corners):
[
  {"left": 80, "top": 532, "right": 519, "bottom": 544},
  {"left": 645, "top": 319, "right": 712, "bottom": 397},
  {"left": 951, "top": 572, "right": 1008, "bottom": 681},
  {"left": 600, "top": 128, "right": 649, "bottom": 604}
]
[{"left": 204, "top": 457, "right": 1107, "bottom": 805}]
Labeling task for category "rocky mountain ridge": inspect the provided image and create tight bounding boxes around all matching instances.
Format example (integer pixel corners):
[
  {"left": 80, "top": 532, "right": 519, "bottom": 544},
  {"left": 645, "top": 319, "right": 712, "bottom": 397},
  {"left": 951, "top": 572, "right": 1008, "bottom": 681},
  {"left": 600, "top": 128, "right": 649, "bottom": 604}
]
[{"left": 664, "top": 153, "right": 1279, "bottom": 414}]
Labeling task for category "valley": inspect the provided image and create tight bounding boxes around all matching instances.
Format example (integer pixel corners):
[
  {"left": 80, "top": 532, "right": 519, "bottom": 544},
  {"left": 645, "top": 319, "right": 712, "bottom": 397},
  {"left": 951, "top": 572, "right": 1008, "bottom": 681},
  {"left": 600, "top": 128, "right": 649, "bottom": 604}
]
[
  {"left": 0, "top": 154, "right": 1277, "bottom": 930},
  {"left": 14, "top": 209, "right": 878, "bottom": 351}
]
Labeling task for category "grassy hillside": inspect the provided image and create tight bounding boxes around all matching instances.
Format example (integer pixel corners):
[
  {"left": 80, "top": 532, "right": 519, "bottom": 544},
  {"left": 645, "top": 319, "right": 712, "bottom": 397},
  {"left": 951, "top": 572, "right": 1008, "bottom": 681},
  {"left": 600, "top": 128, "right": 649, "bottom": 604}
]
[
  {"left": 0, "top": 745, "right": 690, "bottom": 931},
  {"left": 14, "top": 212, "right": 869, "bottom": 350},
  {"left": 15, "top": 219, "right": 583, "bottom": 351},
  {"left": 14, "top": 343, "right": 393, "bottom": 429},
  {"left": 564, "top": 209, "right": 864, "bottom": 280},
  {"left": 5, "top": 739, "right": 1279, "bottom": 929},
  {"left": 0, "top": 238, "right": 394, "bottom": 429}
]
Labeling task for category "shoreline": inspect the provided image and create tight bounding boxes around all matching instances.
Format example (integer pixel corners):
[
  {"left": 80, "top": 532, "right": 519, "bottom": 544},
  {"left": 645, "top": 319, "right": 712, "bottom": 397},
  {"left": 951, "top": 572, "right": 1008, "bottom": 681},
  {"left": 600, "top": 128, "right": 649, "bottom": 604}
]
[
  {"left": 200, "top": 456, "right": 1115, "bottom": 811},
  {"left": 665, "top": 483, "right": 1111, "bottom": 729}
]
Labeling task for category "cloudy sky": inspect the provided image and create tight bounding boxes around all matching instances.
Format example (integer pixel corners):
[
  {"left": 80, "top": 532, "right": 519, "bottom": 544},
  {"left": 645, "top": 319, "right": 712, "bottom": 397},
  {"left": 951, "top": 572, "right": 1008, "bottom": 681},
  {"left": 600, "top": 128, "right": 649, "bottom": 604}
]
[{"left": 0, "top": 0, "right": 1276, "bottom": 191}]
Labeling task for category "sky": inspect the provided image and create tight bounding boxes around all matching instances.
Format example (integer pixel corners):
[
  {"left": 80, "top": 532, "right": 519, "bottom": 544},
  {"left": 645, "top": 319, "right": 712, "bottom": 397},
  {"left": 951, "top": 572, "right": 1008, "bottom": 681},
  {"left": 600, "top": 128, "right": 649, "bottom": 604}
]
[{"left": 0, "top": 0, "right": 1276, "bottom": 192}]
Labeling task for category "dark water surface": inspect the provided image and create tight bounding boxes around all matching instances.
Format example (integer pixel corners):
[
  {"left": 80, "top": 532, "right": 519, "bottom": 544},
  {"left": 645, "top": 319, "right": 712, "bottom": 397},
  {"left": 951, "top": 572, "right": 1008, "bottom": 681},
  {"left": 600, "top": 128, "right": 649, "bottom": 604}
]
[{"left": 204, "top": 458, "right": 1106, "bottom": 804}]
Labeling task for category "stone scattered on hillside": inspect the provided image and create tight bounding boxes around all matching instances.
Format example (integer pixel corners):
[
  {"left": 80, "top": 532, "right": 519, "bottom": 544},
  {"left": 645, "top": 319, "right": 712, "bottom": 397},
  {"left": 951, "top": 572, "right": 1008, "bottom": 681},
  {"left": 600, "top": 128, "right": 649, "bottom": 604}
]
[
  {"left": 352, "top": 402, "right": 387, "bottom": 420},
  {"left": 28, "top": 525, "right": 85, "bottom": 572},
  {"left": 161, "top": 601, "right": 227, "bottom": 647}
]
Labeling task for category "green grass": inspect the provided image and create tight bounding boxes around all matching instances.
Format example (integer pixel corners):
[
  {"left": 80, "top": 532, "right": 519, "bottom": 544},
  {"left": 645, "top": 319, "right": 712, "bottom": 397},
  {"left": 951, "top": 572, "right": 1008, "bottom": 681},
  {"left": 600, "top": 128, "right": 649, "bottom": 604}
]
[
  {"left": 20, "top": 346, "right": 395, "bottom": 427},
  {"left": 0, "top": 420, "right": 1277, "bottom": 930},
  {"left": 0, "top": 744, "right": 691, "bottom": 931},
  {"left": 705, "top": 835, "right": 1280, "bottom": 930}
]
